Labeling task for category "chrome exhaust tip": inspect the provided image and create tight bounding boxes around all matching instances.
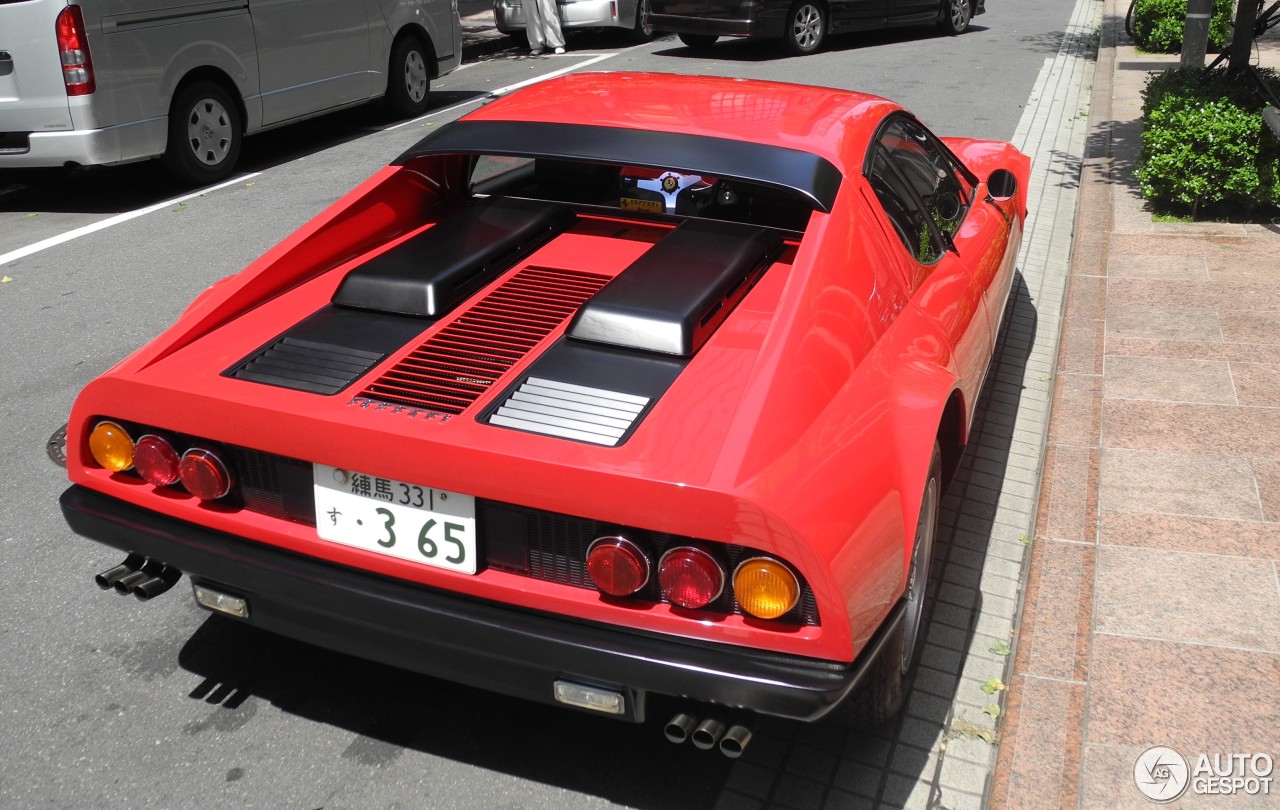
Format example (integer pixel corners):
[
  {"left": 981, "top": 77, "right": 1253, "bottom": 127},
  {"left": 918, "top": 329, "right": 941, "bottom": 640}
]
[
  {"left": 664, "top": 712, "right": 697, "bottom": 744},
  {"left": 691, "top": 718, "right": 726, "bottom": 751},
  {"left": 719, "top": 725, "right": 752, "bottom": 758},
  {"left": 95, "top": 553, "right": 145, "bottom": 590}
]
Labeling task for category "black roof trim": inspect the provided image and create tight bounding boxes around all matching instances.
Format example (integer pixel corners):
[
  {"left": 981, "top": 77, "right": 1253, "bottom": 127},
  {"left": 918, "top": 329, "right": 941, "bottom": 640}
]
[{"left": 394, "top": 120, "right": 843, "bottom": 214}]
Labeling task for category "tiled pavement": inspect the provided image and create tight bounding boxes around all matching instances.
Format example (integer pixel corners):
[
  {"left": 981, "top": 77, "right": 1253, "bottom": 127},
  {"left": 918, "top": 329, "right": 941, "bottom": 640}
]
[{"left": 991, "top": 2, "right": 1280, "bottom": 808}]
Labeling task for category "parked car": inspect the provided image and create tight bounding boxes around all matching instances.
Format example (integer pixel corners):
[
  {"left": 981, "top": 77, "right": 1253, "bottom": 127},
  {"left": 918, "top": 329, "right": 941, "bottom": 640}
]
[
  {"left": 60, "top": 72, "right": 1027, "bottom": 751},
  {"left": 0, "top": 0, "right": 461, "bottom": 184},
  {"left": 649, "top": 0, "right": 984, "bottom": 55},
  {"left": 494, "top": 0, "right": 655, "bottom": 41}
]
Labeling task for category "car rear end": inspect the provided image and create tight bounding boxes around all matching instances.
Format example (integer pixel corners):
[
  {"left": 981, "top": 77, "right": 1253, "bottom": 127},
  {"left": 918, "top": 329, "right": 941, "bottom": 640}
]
[
  {"left": 0, "top": 0, "right": 115, "bottom": 169},
  {"left": 645, "top": 0, "right": 785, "bottom": 39}
]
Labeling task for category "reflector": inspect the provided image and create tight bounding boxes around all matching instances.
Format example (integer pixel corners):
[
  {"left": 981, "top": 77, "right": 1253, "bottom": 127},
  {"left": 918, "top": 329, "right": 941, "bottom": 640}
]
[
  {"left": 586, "top": 536, "right": 650, "bottom": 596},
  {"left": 179, "top": 447, "right": 233, "bottom": 500}
]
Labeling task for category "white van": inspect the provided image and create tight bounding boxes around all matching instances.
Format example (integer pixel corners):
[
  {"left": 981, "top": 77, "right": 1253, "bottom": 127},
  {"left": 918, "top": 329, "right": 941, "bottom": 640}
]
[{"left": 0, "top": 0, "right": 462, "bottom": 183}]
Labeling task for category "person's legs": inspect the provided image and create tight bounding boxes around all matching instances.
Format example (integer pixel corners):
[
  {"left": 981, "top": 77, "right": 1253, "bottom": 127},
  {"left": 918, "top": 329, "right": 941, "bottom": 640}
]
[
  {"left": 531, "top": 0, "right": 566, "bottom": 49},
  {"left": 525, "top": 0, "right": 547, "bottom": 52}
]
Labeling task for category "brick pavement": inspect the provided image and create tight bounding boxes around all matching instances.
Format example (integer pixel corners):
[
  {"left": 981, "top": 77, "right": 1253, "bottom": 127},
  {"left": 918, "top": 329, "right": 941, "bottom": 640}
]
[{"left": 991, "top": 2, "right": 1280, "bottom": 808}]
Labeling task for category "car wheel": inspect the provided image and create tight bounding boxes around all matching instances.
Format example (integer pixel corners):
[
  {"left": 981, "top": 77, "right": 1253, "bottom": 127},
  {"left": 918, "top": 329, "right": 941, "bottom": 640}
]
[
  {"left": 938, "top": 0, "right": 972, "bottom": 34},
  {"left": 678, "top": 32, "right": 718, "bottom": 49},
  {"left": 628, "top": 0, "right": 657, "bottom": 41},
  {"left": 782, "top": 0, "right": 826, "bottom": 55},
  {"left": 386, "top": 35, "right": 431, "bottom": 119},
  {"left": 162, "top": 81, "right": 242, "bottom": 186},
  {"left": 830, "top": 444, "right": 940, "bottom": 728}
]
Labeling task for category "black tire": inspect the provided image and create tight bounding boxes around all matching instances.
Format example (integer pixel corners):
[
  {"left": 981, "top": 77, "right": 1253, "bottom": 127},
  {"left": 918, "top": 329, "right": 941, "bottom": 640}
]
[
  {"left": 628, "top": 0, "right": 657, "bottom": 41},
  {"left": 938, "top": 0, "right": 972, "bottom": 35},
  {"left": 781, "top": 0, "right": 826, "bottom": 55},
  {"left": 678, "top": 32, "right": 718, "bottom": 49},
  {"left": 162, "top": 81, "right": 242, "bottom": 186},
  {"left": 385, "top": 35, "right": 432, "bottom": 119},
  {"left": 830, "top": 444, "right": 941, "bottom": 728}
]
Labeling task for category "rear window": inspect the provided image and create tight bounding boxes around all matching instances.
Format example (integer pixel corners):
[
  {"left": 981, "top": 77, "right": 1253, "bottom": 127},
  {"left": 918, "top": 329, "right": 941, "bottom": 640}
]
[{"left": 469, "top": 155, "right": 814, "bottom": 232}]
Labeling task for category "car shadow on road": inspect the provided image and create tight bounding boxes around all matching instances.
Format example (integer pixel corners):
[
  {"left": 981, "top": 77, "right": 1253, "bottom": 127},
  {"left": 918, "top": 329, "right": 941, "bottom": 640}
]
[
  {"left": 174, "top": 273, "right": 1037, "bottom": 808},
  {"left": 0, "top": 91, "right": 487, "bottom": 216},
  {"left": 178, "top": 613, "right": 734, "bottom": 808}
]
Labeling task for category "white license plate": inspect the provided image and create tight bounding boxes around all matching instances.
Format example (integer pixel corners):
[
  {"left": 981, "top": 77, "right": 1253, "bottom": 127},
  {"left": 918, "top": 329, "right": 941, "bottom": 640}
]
[{"left": 313, "top": 465, "right": 477, "bottom": 575}]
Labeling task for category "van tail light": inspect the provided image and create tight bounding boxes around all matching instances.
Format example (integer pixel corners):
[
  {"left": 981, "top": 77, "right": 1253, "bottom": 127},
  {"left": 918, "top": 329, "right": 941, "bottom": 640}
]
[
  {"left": 178, "top": 447, "right": 234, "bottom": 501},
  {"left": 134, "top": 435, "right": 181, "bottom": 487},
  {"left": 658, "top": 546, "right": 724, "bottom": 609},
  {"left": 56, "top": 6, "right": 96, "bottom": 96}
]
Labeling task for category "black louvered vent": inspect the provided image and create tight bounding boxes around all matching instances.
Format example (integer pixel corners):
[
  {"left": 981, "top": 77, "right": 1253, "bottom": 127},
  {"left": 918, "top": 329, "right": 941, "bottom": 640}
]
[
  {"left": 227, "top": 338, "right": 387, "bottom": 396},
  {"left": 359, "top": 267, "right": 610, "bottom": 414}
]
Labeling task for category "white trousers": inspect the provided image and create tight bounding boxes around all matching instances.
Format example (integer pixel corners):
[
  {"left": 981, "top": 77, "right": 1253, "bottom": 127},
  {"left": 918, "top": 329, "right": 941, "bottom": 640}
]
[{"left": 524, "top": 0, "right": 565, "bottom": 49}]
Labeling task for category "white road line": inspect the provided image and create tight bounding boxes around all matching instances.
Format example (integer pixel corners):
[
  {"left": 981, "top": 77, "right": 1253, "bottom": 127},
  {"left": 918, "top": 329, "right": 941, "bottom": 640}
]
[
  {"left": 2, "top": 51, "right": 617, "bottom": 268},
  {"left": 0, "top": 173, "right": 261, "bottom": 268},
  {"left": 382, "top": 52, "right": 618, "bottom": 131}
]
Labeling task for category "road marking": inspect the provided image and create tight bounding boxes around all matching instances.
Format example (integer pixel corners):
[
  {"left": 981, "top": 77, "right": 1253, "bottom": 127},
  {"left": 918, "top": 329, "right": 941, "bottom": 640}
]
[
  {"left": 382, "top": 52, "right": 618, "bottom": 131},
  {"left": 1, "top": 52, "right": 618, "bottom": 268},
  {"left": 0, "top": 173, "right": 261, "bottom": 268}
]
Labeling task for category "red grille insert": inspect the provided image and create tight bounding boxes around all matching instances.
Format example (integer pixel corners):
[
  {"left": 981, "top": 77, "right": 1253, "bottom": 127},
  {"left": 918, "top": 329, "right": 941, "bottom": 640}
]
[{"left": 358, "top": 267, "right": 610, "bottom": 414}]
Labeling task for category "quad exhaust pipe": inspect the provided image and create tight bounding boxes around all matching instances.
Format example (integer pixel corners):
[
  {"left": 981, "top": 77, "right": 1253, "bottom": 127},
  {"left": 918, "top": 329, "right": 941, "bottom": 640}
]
[
  {"left": 95, "top": 554, "right": 182, "bottom": 601},
  {"left": 664, "top": 711, "right": 753, "bottom": 758}
]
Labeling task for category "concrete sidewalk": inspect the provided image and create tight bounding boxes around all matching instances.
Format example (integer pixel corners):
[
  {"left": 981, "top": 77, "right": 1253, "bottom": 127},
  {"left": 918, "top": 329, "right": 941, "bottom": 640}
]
[{"left": 991, "top": 2, "right": 1280, "bottom": 807}]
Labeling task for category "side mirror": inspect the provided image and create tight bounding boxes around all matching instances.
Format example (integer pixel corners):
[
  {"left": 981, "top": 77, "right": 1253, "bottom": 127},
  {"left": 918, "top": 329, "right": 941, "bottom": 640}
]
[{"left": 986, "top": 168, "right": 1018, "bottom": 201}]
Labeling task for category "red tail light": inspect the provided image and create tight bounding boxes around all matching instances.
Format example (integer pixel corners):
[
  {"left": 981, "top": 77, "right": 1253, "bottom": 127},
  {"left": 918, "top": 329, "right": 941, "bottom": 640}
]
[
  {"left": 179, "top": 447, "right": 233, "bottom": 501},
  {"left": 134, "top": 435, "right": 181, "bottom": 487},
  {"left": 586, "top": 536, "right": 650, "bottom": 597},
  {"left": 658, "top": 547, "right": 724, "bottom": 609},
  {"left": 56, "top": 6, "right": 95, "bottom": 96}
]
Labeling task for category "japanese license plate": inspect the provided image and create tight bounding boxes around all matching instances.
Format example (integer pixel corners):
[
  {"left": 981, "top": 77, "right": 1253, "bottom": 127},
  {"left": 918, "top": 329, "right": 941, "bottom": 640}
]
[{"left": 313, "top": 465, "right": 477, "bottom": 575}]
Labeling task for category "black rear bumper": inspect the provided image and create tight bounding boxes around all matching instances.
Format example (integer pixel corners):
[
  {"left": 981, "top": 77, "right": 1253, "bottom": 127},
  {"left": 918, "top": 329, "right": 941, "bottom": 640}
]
[{"left": 61, "top": 485, "right": 887, "bottom": 723}]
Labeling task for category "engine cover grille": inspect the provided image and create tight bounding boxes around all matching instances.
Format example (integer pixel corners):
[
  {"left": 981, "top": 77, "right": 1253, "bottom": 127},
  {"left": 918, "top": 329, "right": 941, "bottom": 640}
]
[{"left": 358, "top": 266, "right": 610, "bottom": 414}]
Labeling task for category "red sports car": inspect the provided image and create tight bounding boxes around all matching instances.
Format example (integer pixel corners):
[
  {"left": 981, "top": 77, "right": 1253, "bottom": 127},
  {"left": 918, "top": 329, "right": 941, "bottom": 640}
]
[{"left": 61, "top": 72, "right": 1027, "bottom": 756}]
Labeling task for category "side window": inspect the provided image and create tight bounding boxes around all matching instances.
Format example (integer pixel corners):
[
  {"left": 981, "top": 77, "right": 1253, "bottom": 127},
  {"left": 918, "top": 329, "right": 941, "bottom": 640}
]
[{"left": 865, "top": 117, "right": 973, "bottom": 264}]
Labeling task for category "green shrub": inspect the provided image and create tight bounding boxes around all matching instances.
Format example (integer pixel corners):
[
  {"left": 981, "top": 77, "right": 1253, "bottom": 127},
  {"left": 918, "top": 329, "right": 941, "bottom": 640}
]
[
  {"left": 1131, "top": 0, "right": 1234, "bottom": 53},
  {"left": 1136, "top": 67, "right": 1280, "bottom": 213}
]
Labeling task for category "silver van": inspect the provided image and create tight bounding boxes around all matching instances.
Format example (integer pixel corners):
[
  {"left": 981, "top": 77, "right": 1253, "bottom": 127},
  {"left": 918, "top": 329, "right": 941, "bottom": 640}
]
[{"left": 0, "top": 0, "right": 461, "bottom": 183}]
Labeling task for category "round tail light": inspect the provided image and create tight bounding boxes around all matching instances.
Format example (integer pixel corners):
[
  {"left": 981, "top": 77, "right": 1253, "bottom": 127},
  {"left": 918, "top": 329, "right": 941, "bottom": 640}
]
[
  {"left": 658, "top": 546, "right": 724, "bottom": 609},
  {"left": 586, "top": 536, "right": 650, "bottom": 597},
  {"left": 134, "top": 435, "right": 181, "bottom": 487},
  {"left": 179, "top": 447, "right": 233, "bottom": 501},
  {"left": 89, "top": 420, "right": 134, "bottom": 472},
  {"left": 733, "top": 557, "right": 800, "bottom": 619}
]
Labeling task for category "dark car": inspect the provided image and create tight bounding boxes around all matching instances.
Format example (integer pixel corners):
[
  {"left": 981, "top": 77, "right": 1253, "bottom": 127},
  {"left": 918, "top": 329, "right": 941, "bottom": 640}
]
[{"left": 649, "top": 0, "right": 983, "bottom": 55}]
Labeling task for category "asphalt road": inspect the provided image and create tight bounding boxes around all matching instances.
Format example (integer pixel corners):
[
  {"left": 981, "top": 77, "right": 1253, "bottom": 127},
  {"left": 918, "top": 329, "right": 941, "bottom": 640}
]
[{"left": 1, "top": 4, "right": 1075, "bottom": 807}]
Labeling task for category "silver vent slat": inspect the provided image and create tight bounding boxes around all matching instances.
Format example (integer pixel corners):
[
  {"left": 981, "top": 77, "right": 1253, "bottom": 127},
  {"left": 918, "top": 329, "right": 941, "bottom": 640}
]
[{"left": 490, "top": 376, "right": 650, "bottom": 446}]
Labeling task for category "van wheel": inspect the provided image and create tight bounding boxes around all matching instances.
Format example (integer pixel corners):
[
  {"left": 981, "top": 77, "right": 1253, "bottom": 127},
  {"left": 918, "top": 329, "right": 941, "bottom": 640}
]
[
  {"left": 829, "top": 444, "right": 940, "bottom": 728},
  {"left": 386, "top": 36, "right": 432, "bottom": 118},
  {"left": 163, "top": 81, "right": 242, "bottom": 185}
]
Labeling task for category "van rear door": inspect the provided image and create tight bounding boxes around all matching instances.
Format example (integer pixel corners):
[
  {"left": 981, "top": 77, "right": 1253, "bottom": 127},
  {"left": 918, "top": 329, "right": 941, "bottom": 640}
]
[
  {"left": 250, "top": 0, "right": 374, "bottom": 126},
  {"left": 0, "top": 0, "right": 76, "bottom": 142}
]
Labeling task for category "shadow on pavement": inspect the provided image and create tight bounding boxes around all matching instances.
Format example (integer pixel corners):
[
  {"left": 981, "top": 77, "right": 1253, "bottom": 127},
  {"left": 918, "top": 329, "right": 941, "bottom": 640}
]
[{"left": 178, "top": 614, "right": 732, "bottom": 809}]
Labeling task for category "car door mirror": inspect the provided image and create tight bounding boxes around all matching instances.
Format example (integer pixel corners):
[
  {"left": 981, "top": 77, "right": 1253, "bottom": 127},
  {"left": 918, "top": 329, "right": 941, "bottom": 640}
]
[{"left": 986, "top": 168, "right": 1018, "bottom": 201}]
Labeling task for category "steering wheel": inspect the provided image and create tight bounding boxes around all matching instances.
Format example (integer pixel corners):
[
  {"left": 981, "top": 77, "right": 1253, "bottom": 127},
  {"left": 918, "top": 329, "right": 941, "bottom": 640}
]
[{"left": 635, "top": 171, "right": 704, "bottom": 213}]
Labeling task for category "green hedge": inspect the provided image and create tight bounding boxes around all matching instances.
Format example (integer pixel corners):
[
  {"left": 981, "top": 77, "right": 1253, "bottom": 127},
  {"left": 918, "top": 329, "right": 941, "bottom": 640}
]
[
  {"left": 1131, "top": 0, "right": 1234, "bottom": 53},
  {"left": 1136, "top": 67, "right": 1280, "bottom": 213}
]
